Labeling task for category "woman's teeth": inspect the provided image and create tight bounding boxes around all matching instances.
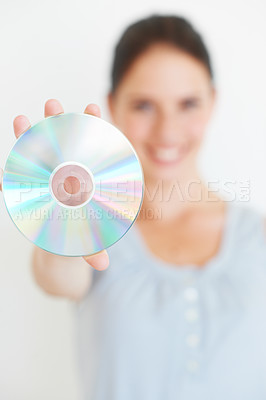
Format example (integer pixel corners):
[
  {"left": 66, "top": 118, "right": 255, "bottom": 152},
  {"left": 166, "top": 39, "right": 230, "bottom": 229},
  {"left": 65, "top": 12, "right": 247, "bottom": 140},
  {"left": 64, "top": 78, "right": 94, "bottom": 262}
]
[{"left": 151, "top": 147, "right": 182, "bottom": 162}]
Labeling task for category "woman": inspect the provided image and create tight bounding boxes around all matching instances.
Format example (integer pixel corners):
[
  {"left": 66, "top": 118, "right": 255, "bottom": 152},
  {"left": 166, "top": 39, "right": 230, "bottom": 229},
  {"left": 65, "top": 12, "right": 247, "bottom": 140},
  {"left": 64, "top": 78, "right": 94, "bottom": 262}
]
[{"left": 2, "top": 14, "right": 266, "bottom": 400}]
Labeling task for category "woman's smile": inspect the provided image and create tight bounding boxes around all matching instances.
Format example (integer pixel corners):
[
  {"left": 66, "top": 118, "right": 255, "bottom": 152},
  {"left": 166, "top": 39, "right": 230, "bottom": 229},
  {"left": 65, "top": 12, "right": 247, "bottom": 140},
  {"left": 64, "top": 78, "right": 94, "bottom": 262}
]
[{"left": 145, "top": 143, "right": 187, "bottom": 166}]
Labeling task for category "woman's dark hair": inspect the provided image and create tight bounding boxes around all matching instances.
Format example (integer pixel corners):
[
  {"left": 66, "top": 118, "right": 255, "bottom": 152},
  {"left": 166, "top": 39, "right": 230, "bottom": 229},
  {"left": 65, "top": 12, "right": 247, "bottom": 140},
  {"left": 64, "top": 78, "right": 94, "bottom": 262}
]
[{"left": 110, "top": 15, "right": 213, "bottom": 94}]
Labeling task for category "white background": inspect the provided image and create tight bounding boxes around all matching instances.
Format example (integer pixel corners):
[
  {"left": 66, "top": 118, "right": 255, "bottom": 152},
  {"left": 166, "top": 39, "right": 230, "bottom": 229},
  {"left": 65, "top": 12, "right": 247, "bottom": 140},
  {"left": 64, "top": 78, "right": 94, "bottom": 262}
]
[{"left": 0, "top": 0, "right": 266, "bottom": 399}]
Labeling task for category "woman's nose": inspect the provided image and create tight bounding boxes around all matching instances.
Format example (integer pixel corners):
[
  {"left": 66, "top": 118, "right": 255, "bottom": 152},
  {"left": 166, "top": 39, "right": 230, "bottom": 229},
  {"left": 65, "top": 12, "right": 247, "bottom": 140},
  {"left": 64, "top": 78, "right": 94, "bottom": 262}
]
[{"left": 153, "top": 113, "right": 181, "bottom": 143}]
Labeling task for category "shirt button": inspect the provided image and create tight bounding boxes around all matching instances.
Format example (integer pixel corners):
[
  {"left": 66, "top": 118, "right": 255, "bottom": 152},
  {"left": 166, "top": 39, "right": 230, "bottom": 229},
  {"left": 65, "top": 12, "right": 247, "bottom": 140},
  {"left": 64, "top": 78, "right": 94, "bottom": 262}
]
[
  {"left": 186, "top": 359, "right": 199, "bottom": 373},
  {"left": 184, "top": 308, "right": 199, "bottom": 323},
  {"left": 186, "top": 333, "right": 200, "bottom": 348},
  {"left": 183, "top": 287, "right": 199, "bottom": 302}
]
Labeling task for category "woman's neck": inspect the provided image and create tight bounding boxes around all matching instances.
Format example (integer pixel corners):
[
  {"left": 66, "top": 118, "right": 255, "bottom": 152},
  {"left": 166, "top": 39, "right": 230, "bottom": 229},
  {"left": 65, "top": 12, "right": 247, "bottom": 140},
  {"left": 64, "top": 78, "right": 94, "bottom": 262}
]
[{"left": 139, "top": 171, "right": 221, "bottom": 222}]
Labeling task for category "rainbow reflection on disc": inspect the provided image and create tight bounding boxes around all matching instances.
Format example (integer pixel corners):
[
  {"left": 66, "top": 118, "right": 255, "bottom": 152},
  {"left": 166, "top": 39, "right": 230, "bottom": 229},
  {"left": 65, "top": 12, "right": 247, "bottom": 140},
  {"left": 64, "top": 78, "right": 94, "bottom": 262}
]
[{"left": 2, "top": 113, "right": 144, "bottom": 256}]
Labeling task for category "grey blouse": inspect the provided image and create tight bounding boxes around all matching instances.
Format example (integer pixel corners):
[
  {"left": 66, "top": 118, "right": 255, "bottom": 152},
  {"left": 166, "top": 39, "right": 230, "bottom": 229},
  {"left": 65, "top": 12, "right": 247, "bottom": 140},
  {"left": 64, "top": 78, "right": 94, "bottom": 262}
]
[{"left": 75, "top": 201, "right": 266, "bottom": 399}]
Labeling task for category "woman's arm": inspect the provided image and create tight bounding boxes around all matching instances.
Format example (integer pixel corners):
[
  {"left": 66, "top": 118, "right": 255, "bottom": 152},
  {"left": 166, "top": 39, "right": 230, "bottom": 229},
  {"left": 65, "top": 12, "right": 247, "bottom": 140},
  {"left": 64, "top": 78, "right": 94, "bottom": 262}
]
[
  {"left": 31, "top": 247, "right": 93, "bottom": 301},
  {"left": 1, "top": 99, "right": 109, "bottom": 301},
  {"left": 31, "top": 243, "right": 109, "bottom": 301}
]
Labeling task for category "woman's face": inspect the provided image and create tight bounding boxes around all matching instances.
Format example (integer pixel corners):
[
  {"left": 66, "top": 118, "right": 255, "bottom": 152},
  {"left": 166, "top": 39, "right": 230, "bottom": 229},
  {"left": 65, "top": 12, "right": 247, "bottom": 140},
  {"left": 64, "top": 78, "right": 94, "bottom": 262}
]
[{"left": 108, "top": 44, "right": 215, "bottom": 183}]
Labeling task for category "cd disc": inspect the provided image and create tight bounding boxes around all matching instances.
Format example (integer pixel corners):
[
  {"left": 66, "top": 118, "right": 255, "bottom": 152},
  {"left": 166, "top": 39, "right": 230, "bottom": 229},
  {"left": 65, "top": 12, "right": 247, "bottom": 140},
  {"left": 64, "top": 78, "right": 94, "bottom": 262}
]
[{"left": 2, "top": 113, "right": 144, "bottom": 256}]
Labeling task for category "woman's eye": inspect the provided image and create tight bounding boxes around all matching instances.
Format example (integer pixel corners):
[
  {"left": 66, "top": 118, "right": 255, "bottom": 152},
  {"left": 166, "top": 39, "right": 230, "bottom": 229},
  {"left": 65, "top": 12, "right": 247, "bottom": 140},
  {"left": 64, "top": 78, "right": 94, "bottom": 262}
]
[
  {"left": 133, "top": 101, "right": 153, "bottom": 111},
  {"left": 181, "top": 99, "right": 200, "bottom": 110}
]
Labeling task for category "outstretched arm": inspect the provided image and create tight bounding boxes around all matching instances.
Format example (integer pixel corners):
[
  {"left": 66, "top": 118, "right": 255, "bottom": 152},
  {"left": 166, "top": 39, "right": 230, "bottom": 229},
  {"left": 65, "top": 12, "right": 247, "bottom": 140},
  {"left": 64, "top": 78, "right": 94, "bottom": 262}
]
[{"left": 0, "top": 99, "right": 109, "bottom": 301}]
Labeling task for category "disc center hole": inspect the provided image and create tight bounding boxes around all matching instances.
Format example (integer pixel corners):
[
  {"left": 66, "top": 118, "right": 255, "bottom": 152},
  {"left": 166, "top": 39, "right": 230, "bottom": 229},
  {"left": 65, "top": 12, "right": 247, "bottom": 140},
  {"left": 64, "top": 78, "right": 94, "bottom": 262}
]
[
  {"left": 50, "top": 162, "right": 95, "bottom": 207},
  {"left": 64, "top": 176, "right": 80, "bottom": 194}
]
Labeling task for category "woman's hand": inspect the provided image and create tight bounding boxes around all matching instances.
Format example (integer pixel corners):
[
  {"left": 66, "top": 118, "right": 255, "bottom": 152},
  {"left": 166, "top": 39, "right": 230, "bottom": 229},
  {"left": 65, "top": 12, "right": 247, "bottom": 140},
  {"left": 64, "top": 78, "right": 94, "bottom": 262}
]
[{"left": 0, "top": 99, "right": 109, "bottom": 300}]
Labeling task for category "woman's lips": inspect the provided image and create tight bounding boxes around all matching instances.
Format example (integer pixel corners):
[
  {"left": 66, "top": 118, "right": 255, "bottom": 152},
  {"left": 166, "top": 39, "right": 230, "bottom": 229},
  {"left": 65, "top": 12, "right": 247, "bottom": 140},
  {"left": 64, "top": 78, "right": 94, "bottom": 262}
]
[{"left": 146, "top": 145, "right": 185, "bottom": 166}]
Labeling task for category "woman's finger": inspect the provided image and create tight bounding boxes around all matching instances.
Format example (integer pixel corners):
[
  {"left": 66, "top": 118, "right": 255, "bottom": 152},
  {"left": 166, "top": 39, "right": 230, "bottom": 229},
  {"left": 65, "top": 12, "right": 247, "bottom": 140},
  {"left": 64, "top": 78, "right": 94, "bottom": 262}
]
[
  {"left": 13, "top": 115, "right": 31, "bottom": 139},
  {"left": 84, "top": 103, "right": 101, "bottom": 118},
  {"left": 44, "top": 98, "right": 64, "bottom": 118},
  {"left": 83, "top": 249, "right": 109, "bottom": 271}
]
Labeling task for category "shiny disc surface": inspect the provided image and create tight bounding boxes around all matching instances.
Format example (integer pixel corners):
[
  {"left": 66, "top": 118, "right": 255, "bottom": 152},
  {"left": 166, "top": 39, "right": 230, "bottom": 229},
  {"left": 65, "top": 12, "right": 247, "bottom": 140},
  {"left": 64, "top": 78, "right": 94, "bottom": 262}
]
[{"left": 2, "top": 113, "right": 144, "bottom": 256}]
